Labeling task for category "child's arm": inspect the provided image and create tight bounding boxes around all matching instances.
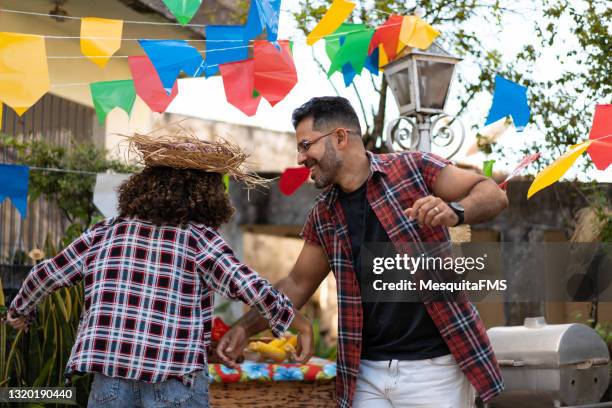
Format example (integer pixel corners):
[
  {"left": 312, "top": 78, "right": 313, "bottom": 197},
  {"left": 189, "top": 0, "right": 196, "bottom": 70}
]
[
  {"left": 196, "top": 230, "right": 297, "bottom": 338},
  {"left": 7, "top": 229, "right": 94, "bottom": 325}
]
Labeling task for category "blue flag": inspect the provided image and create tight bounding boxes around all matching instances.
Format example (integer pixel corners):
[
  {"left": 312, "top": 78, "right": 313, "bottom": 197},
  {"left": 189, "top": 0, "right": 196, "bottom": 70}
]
[
  {"left": 485, "top": 75, "right": 531, "bottom": 131},
  {"left": 364, "top": 47, "right": 379, "bottom": 76},
  {"left": 203, "top": 25, "right": 249, "bottom": 77},
  {"left": 0, "top": 164, "right": 29, "bottom": 218},
  {"left": 244, "top": 0, "right": 281, "bottom": 42},
  {"left": 341, "top": 64, "right": 357, "bottom": 87},
  {"left": 138, "top": 40, "right": 204, "bottom": 93}
]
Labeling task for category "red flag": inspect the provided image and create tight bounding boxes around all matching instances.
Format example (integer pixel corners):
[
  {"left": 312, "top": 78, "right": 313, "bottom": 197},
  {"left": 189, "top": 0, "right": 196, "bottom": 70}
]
[
  {"left": 128, "top": 56, "right": 178, "bottom": 113},
  {"left": 254, "top": 40, "right": 298, "bottom": 107},
  {"left": 219, "top": 59, "right": 261, "bottom": 116},
  {"left": 279, "top": 167, "right": 311, "bottom": 195},
  {"left": 498, "top": 152, "right": 541, "bottom": 190},
  {"left": 368, "top": 15, "right": 404, "bottom": 62},
  {"left": 587, "top": 104, "right": 612, "bottom": 170}
]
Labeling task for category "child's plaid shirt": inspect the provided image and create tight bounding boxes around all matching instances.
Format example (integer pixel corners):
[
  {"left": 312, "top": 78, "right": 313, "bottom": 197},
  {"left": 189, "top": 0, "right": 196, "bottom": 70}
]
[{"left": 9, "top": 217, "right": 294, "bottom": 385}]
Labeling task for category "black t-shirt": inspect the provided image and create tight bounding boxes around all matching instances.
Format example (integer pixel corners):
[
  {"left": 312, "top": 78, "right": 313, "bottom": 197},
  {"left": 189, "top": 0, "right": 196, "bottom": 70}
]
[{"left": 338, "top": 181, "right": 449, "bottom": 360}]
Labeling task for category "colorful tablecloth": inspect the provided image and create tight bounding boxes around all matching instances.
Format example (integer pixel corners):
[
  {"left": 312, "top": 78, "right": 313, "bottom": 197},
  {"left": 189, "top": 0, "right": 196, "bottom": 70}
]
[{"left": 208, "top": 357, "right": 336, "bottom": 383}]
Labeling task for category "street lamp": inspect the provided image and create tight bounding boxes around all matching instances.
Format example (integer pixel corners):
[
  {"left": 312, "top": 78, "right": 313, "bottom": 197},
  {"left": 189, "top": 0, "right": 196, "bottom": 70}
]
[{"left": 383, "top": 42, "right": 465, "bottom": 158}]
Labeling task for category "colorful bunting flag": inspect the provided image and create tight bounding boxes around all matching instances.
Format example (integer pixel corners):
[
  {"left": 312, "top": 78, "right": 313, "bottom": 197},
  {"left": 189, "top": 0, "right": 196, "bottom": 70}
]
[
  {"left": 162, "top": 0, "right": 202, "bottom": 25},
  {"left": 138, "top": 39, "right": 204, "bottom": 93},
  {"left": 587, "top": 104, "right": 612, "bottom": 170},
  {"left": 527, "top": 141, "right": 591, "bottom": 199},
  {"left": 203, "top": 26, "right": 249, "bottom": 77},
  {"left": 341, "top": 64, "right": 357, "bottom": 87},
  {"left": 398, "top": 15, "right": 440, "bottom": 50},
  {"left": 90, "top": 80, "right": 137, "bottom": 124},
  {"left": 94, "top": 173, "right": 131, "bottom": 218},
  {"left": 244, "top": 0, "right": 282, "bottom": 42},
  {"left": 364, "top": 47, "right": 380, "bottom": 75},
  {"left": 0, "top": 32, "right": 50, "bottom": 116},
  {"left": 307, "top": 0, "right": 355, "bottom": 46},
  {"left": 0, "top": 163, "right": 29, "bottom": 217},
  {"left": 279, "top": 167, "right": 311, "bottom": 195},
  {"left": 498, "top": 153, "right": 540, "bottom": 190},
  {"left": 219, "top": 59, "right": 261, "bottom": 116},
  {"left": 328, "top": 28, "right": 374, "bottom": 76},
  {"left": 254, "top": 40, "right": 297, "bottom": 106},
  {"left": 368, "top": 15, "right": 404, "bottom": 62},
  {"left": 485, "top": 75, "right": 530, "bottom": 131},
  {"left": 128, "top": 56, "right": 178, "bottom": 113},
  {"left": 80, "top": 17, "right": 123, "bottom": 68},
  {"left": 483, "top": 160, "right": 495, "bottom": 177}
]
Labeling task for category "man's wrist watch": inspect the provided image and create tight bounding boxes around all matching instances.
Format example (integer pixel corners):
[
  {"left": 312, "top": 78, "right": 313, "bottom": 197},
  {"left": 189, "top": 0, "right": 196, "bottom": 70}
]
[{"left": 449, "top": 202, "right": 465, "bottom": 226}]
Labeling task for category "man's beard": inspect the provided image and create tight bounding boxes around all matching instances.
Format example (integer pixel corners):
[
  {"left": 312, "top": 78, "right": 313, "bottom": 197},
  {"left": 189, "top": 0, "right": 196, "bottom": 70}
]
[{"left": 306, "top": 144, "right": 342, "bottom": 189}]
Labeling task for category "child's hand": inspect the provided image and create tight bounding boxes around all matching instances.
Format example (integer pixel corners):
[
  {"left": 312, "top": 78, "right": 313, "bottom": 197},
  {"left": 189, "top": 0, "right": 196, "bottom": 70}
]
[
  {"left": 5, "top": 312, "right": 29, "bottom": 332},
  {"left": 290, "top": 312, "right": 313, "bottom": 364}
]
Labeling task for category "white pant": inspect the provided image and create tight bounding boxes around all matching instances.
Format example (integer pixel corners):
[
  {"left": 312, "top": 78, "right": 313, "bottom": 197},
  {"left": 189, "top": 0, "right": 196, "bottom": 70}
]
[{"left": 353, "top": 354, "right": 475, "bottom": 408}]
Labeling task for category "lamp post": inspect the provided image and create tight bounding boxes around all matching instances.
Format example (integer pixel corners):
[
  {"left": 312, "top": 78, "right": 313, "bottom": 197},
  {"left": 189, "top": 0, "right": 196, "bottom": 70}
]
[{"left": 383, "top": 42, "right": 465, "bottom": 158}]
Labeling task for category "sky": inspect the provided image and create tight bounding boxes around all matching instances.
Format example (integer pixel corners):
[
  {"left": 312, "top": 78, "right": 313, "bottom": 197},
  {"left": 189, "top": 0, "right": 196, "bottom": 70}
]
[{"left": 166, "top": 1, "right": 610, "bottom": 183}]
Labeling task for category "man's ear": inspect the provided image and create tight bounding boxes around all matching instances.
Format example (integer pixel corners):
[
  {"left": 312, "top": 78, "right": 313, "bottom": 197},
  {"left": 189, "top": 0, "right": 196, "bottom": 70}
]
[{"left": 336, "top": 128, "right": 350, "bottom": 149}]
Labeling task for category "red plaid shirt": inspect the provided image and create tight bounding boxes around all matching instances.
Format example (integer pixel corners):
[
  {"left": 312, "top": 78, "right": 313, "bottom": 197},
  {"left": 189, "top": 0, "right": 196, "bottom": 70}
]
[
  {"left": 301, "top": 152, "right": 503, "bottom": 407},
  {"left": 9, "top": 218, "right": 294, "bottom": 385}
]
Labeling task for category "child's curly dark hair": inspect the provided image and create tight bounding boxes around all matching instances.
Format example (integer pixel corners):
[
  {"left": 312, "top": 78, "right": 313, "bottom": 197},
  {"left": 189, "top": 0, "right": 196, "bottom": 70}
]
[{"left": 117, "top": 166, "right": 234, "bottom": 228}]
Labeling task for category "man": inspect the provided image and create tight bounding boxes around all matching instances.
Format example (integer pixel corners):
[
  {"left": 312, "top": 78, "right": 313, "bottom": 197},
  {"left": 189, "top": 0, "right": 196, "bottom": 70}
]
[{"left": 218, "top": 97, "right": 508, "bottom": 407}]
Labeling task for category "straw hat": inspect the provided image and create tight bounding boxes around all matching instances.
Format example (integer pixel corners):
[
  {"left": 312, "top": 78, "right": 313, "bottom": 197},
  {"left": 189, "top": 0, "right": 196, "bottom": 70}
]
[{"left": 123, "top": 127, "right": 267, "bottom": 188}]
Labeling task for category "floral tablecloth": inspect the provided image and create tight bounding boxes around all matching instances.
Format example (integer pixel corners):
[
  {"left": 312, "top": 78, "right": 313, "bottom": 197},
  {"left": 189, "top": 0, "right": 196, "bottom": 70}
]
[{"left": 208, "top": 357, "right": 336, "bottom": 383}]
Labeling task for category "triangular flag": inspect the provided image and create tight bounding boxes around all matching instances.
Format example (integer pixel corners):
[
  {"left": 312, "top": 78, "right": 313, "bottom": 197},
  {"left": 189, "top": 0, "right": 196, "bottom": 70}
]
[
  {"left": 498, "top": 153, "right": 540, "bottom": 190},
  {"left": 0, "top": 164, "right": 29, "bottom": 217},
  {"left": 368, "top": 15, "right": 403, "bottom": 62},
  {"left": 244, "top": 0, "right": 282, "bottom": 41},
  {"left": 203, "top": 26, "right": 249, "bottom": 77},
  {"left": 307, "top": 0, "right": 355, "bottom": 45},
  {"left": 80, "top": 17, "right": 123, "bottom": 68},
  {"left": 527, "top": 141, "right": 592, "bottom": 199},
  {"left": 379, "top": 45, "right": 389, "bottom": 68},
  {"left": 341, "top": 63, "right": 357, "bottom": 87},
  {"left": 128, "top": 56, "right": 178, "bottom": 113},
  {"left": 162, "top": 0, "right": 202, "bottom": 25},
  {"left": 364, "top": 46, "right": 380, "bottom": 75},
  {"left": 279, "top": 167, "right": 311, "bottom": 195},
  {"left": 94, "top": 173, "right": 131, "bottom": 218},
  {"left": 90, "top": 80, "right": 137, "bottom": 124},
  {"left": 587, "top": 104, "right": 612, "bottom": 170},
  {"left": 219, "top": 59, "right": 261, "bottom": 116},
  {"left": 0, "top": 32, "right": 50, "bottom": 116},
  {"left": 485, "top": 75, "right": 530, "bottom": 131},
  {"left": 399, "top": 15, "right": 440, "bottom": 49},
  {"left": 483, "top": 160, "right": 495, "bottom": 177},
  {"left": 254, "top": 40, "right": 297, "bottom": 106},
  {"left": 328, "top": 28, "right": 375, "bottom": 76},
  {"left": 138, "top": 39, "right": 204, "bottom": 93}
]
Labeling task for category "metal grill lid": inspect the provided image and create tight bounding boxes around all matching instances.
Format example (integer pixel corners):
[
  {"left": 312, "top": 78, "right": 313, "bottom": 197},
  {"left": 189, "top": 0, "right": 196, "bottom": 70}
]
[{"left": 487, "top": 317, "right": 609, "bottom": 367}]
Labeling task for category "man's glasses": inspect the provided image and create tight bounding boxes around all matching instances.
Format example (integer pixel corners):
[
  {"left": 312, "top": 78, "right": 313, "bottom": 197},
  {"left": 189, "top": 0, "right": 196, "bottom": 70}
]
[{"left": 297, "top": 128, "right": 355, "bottom": 154}]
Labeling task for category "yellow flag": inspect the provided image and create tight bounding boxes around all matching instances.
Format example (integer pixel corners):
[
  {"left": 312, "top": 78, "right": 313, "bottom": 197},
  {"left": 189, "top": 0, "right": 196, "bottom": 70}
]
[
  {"left": 306, "top": 0, "right": 355, "bottom": 46},
  {"left": 0, "top": 102, "right": 3, "bottom": 128},
  {"left": 379, "top": 45, "right": 389, "bottom": 68},
  {"left": 0, "top": 32, "right": 50, "bottom": 116},
  {"left": 399, "top": 15, "right": 439, "bottom": 50},
  {"left": 80, "top": 17, "right": 123, "bottom": 68},
  {"left": 527, "top": 141, "right": 592, "bottom": 199}
]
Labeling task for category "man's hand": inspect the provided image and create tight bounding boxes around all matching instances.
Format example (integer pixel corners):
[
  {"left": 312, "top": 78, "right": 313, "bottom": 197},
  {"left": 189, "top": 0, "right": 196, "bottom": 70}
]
[
  {"left": 216, "top": 323, "right": 249, "bottom": 368},
  {"left": 406, "top": 195, "right": 459, "bottom": 228},
  {"left": 5, "top": 313, "right": 29, "bottom": 332}
]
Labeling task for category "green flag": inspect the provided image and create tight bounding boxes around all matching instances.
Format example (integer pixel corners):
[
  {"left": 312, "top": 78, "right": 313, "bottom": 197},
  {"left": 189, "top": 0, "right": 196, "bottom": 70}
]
[
  {"left": 90, "top": 80, "right": 136, "bottom": 124},
  {"left": 162, "top": 0, "right": 202, "bottom": 25},
  {"left": 327, "top": 26, "right": 374, "bottom": 76},
  {"left": 483, "top": 159, "right": 496, "bottom": 177},
  {"left": 325, "top": 23, "right": 368, "bottom": 61}
]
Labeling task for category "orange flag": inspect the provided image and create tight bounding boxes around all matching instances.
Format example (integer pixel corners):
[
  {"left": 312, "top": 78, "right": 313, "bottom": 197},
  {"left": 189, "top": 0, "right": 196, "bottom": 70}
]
[{"left": 81, "top": 17, "right": 123, "bottom": 68}]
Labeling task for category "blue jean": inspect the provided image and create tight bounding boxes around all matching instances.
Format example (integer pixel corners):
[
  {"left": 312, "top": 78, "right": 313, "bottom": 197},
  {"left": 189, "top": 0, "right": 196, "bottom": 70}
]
[{"left": 87, "top": 370, "right": 210, "bottom": 408}]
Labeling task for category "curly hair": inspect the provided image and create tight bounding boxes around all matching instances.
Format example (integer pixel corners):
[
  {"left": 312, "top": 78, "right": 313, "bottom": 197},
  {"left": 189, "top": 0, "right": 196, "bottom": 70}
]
[{"left": 117, "top": 166, "right": 234, "bottom": 228}]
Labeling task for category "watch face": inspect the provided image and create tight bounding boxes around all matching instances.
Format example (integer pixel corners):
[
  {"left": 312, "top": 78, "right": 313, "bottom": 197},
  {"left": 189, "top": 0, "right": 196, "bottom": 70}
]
[{"left": 450, "top": 202, "right": 464, "bottom": 213}]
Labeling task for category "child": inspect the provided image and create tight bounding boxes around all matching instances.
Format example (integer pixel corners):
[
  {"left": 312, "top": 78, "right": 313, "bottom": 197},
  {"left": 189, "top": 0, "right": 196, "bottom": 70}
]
[{"left": 6, "top": 132, "right": 313, "bottom": 407}]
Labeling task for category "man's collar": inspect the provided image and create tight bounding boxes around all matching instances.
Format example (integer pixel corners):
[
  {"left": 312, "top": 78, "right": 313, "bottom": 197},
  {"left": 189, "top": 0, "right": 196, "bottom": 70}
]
[{"left": 320, "top": 151, "right": 389, "bottom": 208}]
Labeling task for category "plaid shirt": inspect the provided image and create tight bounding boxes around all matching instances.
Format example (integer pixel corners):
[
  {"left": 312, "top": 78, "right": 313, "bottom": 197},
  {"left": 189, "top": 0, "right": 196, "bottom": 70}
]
[
  {"left": 9, "top": 217, "right": 294, "bottom": 385},
  {"left": 301, "top": 152, "right": 504, "bottom": 407}
]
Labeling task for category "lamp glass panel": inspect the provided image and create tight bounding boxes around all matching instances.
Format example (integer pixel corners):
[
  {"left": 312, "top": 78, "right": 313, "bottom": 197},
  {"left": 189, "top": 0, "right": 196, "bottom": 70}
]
[
  {"left": 390, "top": 69, "right": 411, "bottom": 106},
  {"left": 416, "top": 60, "right": 454, "bottom": 110}
]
